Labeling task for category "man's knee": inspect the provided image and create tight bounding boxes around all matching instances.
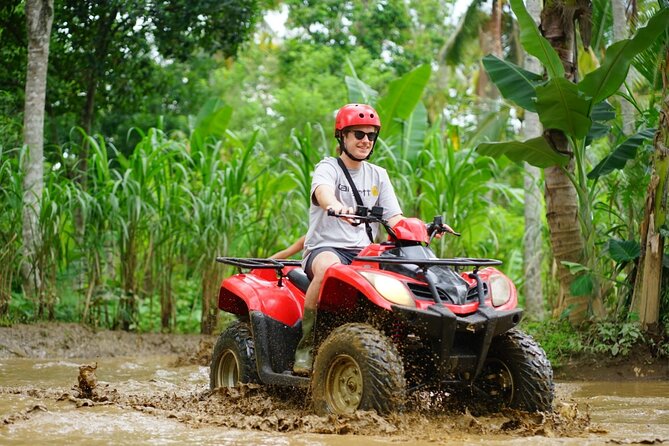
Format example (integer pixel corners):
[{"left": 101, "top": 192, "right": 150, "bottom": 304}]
[{"left": 311, "top": 251, "right": 341, "bottom": 278}]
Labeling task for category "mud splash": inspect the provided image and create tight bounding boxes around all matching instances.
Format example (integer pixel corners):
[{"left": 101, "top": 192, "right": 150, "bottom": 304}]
[{"left": 1, "top": 367, "right": 591, "bottom": 440}]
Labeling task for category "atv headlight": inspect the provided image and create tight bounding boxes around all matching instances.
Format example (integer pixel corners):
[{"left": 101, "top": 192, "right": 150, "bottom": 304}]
[
  {"left": 359, "top": 271, "right": 415, "bottom": 308},
  {"left": 489, "top": 273, "right": 513, "bottom": 306}
]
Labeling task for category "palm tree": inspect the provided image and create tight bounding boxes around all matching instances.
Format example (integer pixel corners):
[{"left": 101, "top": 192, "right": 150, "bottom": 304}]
[{"left": 540, "top": 0, "right": 604, "bottom": 323}]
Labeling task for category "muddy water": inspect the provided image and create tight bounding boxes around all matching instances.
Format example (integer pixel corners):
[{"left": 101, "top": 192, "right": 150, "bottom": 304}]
[{"left": 0, "top": 355, "right": 667, "bottom": 445}]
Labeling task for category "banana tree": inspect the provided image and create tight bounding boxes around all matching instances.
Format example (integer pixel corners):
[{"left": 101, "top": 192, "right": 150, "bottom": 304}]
[{"left": 476, "top": 2, "right": 669, "bottom": 321}]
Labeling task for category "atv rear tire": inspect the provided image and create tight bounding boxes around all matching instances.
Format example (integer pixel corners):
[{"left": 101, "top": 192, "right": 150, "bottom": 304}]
[
  {"left": 311, "top": 323, "right": 406, "bottom": 415},
  {"left": 477, "top": 329, "right": 554, "bottom": 412},
  {"left": 210, "top": 321, "right": 259, "bottom": 389}
]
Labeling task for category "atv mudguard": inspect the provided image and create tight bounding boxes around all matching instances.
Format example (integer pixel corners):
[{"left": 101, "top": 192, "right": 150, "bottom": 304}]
[
  {"left": 218, "top": 269, "right": 305, "bottom": 327},
  {"left": 316, "top": 263, "right": 395, "bottom": 312}
]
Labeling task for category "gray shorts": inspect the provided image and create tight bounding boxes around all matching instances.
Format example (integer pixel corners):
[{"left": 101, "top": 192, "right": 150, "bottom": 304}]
[{"left": 304, "top": 247, "right": 362, "bottom": 280}]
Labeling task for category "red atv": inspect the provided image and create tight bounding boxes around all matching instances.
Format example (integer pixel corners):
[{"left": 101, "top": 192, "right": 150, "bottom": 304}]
[{"left": 211, "top": 207, "right": 554, "bottom": 415}]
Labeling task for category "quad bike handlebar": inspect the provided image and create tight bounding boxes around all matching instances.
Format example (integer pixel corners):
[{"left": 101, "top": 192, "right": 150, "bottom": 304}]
[{"left": 327, "top": 206, "right": 461, "bottom": 241}]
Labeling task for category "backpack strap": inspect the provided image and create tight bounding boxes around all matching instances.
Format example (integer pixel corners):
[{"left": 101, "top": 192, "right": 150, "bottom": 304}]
[{"left": 336, "top": 157, "right": 374, "bottom": 243}]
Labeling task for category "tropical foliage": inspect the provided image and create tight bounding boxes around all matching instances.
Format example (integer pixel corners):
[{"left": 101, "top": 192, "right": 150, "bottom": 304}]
[{"left": 1, "top": 0, "right": 668, "bottom": 359}]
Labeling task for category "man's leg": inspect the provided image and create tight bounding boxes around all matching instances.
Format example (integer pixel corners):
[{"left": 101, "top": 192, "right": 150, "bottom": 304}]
[{"left": 293, "top": 251, "right": 340, "bottom": 374}]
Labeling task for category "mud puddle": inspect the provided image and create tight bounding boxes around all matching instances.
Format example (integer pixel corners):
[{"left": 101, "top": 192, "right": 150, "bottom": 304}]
[{"left": 0, "top": 354, "right": 667, "bottom": 445}]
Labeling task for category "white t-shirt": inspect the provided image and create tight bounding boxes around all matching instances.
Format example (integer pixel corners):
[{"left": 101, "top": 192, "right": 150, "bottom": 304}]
[{"left": 303, "top": 157, "right": 403, "bottom": 260}]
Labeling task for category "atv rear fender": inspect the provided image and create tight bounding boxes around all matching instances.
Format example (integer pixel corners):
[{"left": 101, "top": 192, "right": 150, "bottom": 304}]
[{"left": 218, "top": 273, "right": 304, "bottom": 326}]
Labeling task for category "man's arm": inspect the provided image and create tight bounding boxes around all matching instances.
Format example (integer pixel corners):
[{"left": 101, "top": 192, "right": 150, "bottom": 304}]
[{"left": 387, "top": 214, "right": 404, "bottom": 227}]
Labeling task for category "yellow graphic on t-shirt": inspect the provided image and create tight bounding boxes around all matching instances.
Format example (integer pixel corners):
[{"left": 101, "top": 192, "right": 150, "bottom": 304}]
[{"left": 372, "top": 185, "right": 379, "bottom": 197}]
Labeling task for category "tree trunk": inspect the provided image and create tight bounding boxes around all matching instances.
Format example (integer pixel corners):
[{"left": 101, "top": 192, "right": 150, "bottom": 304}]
[
  {"left": 477, "top": 0, "right": 504, "bottom": 98},
  {"left": 540, "top": 2, "right": 593, "bottom": 323},
  {"left": 612, "top": 0, "right": 635, "bottom": 135},
  {"left": 631, "top": 49, "right": 669, "bottom": 328},
  {"left": 200, "top": 262, "right": 220, "bottom": 335},
  {"left": 21, "top": 0, "right": 54, "bottom": 299}
]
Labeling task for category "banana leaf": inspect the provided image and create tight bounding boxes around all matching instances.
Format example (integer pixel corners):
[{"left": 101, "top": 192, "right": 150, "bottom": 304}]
[
  {"left": 535, "top": 78, "right": 592, "bottom": 139},
  {"left": 587, "top": 128, "right": 656, "bottom": 178},
  {"left": 481, "top": 55, "right": 543, "bottom": 111},
  {"left": 477, "top": 136, "right": 570, "bottom": 168}
]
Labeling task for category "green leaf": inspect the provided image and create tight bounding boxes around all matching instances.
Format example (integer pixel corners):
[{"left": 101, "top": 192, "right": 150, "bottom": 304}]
[
  {"left": 482, "top": 55, "right": 543, "bottom": 111},
  {"left": 190, "top": 99, "right": 233, "bottom": 152},
  {"left": 345, "top": 75, "right": 378, "bottom": 104},
  {"left": 586, "top": 122, "right": 610, "bottom": 144},
  {"left": 578, "top": 8, "right": 669, "bottom": 105},
  {"left": 476, "top": 136, "right": 569, "bottom": 168},
  {"left": 591, "top": 101, "right": 616, "bottom": 122},
  {"left": 401, "top": 101, "right": 428, "bottom": 163},
  {"left": 468, "top": 108, "right": 511, "bottom": 147},
  {"left": 561, "top": 261, "right": 589, "bottom": 274},
  {"left": 535, "top": 78, "right": 592, "bottom": 138},
  {"left": 377, "top": 64, "right": 431, "bottom": 137},
  {"left": 570, "top": 274, "right": 594, "bottom": 296},
  {"left": 607, "top": 239, "right": 641, "bottom": 262},
  {"left": 588, "top": 128, "right": 656, "bottom": 178},
  {"left": 509, "top": 0, "right": 565, "bottom": 79}
]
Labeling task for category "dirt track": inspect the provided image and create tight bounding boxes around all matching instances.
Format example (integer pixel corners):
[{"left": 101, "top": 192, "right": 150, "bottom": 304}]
[{"left": 0, "top": 322, "right": 666, "bottom": 445}]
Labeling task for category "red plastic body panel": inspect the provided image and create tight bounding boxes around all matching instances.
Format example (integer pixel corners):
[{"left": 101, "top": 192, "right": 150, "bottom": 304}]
[
  {"left": 390, "top": 218, "right": 429, "bottom": 243},
  {"left": 217, "top": 266, "right": 305, "bottom": 326},
  {"left": 218, "top": 243, "right": 518, "bottom": 321}
]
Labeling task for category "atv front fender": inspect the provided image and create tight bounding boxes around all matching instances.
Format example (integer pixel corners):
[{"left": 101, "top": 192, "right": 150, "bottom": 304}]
[
  {"left": 218, "top": 274, "right": 304, "bottom": 326},
  {"left": 317, "top": 263, "right": 396, "bottom": 312}
]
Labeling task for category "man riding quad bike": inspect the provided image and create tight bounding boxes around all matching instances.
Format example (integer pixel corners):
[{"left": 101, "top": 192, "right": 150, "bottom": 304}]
[{"left": 211, "top": 208, "right": 554, "bottom": 415}]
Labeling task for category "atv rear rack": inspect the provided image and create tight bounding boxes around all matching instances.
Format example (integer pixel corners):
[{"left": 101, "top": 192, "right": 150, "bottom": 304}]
[{"left": 215, "top": 257, "right": 302, "bottom": 269}]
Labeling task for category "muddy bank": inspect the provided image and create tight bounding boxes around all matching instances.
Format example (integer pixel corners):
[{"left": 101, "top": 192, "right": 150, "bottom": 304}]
[
  {"left": 1, "top": 322, "right": 667, "bottom": 381},
  {"left": 0, "top": 322, "right": 213, "bottom": 359}
]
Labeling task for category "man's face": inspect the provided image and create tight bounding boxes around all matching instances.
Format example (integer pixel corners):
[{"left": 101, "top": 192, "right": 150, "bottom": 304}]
[{"left": 343, "top": 125, "right": 377, "bottom": 160}]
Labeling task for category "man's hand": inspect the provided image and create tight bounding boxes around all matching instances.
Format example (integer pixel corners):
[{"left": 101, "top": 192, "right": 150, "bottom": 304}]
[
  {"left": 326, "top": 203, "right": 357, "bottom": 225},
  {"left": 429, "top": 221, "right": 460, "bottom": 239}
]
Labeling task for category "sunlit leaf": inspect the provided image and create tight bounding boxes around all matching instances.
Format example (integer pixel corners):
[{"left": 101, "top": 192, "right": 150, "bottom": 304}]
[
  {"left": 509, "top": 0, "right": 565, "bottom": 79},
  {"left": 377, "top": 64, "right": 431, "bottom": 137},
  {"left": 561, "top": 261, "right": 590, "bottom": 274}
]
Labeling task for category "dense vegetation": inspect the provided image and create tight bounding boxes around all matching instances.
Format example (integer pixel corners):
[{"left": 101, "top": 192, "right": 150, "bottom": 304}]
[{"left": 1, "top": 0, "right": 668, "bottom": 361}]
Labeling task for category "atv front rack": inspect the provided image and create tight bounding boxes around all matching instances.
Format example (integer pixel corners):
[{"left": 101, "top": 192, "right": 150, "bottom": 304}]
[
  {"left": 215, "top": 257, "right": 302, "bottom": 269},
  {"left": 354, "top": 257, "right": 502, "bottom": 267}
]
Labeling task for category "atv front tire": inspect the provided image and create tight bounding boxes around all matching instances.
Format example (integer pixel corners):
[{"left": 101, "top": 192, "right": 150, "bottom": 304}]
[
  {"left": 311, "top": 323, "right": 406, "bottom": 415},
  {"left": 210, "top": 321, "right": 259, "bottom": 389},
  {"left": 477, "top": 329, "right": 554, "bottom": 412}
]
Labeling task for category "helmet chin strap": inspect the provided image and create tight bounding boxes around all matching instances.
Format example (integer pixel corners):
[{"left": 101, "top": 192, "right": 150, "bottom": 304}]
[{"left": 339, "top": 139, "right": 375, "bottom": 162}]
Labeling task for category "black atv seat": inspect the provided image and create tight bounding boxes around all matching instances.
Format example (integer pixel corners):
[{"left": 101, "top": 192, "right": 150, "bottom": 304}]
[{"left": 287, "top": 268, "right": 311, "bottom": 293}]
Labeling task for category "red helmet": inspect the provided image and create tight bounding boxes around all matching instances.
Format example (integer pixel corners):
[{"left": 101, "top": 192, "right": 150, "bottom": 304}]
[{"left": 335, "top": 104, "right": 381, "bottom": 137}]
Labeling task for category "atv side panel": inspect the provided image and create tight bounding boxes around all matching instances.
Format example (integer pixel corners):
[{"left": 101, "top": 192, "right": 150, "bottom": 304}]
[{"left": 218, "top": 274, "right": 304, "bottom": 326}]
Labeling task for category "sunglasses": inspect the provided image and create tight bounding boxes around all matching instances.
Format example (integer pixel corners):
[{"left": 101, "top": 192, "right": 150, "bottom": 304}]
[{"left": 350, "top": 130, "right": 378, "bottom": 141}]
